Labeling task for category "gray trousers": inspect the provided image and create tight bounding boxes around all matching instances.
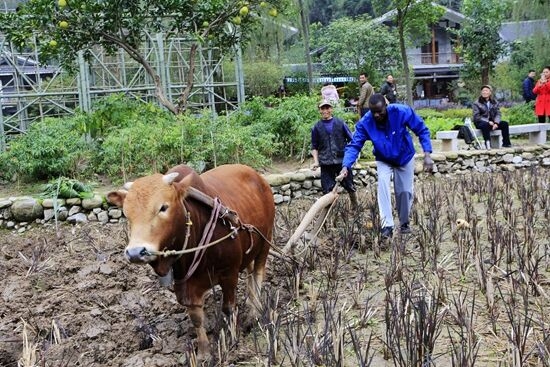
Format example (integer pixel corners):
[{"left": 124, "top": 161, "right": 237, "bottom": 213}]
[{"left": 376, "top": 159, "right": 415, "bottom": 229}]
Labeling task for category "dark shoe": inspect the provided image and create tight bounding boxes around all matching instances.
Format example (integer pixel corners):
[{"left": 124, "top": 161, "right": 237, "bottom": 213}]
[
  {"left": 503, "top": 144, "right": 512, "bottom": 148},
  {"left": 400, "top": 223, "right": 412, "bottom": 234},
  {"left": 381, "top": 226, "right": 393, "bottom": 239}
]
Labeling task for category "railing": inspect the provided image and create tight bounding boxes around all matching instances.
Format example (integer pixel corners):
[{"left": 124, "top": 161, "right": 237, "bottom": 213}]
[{"left": 408, "top": 52, "right": 462, "bottom": 65}]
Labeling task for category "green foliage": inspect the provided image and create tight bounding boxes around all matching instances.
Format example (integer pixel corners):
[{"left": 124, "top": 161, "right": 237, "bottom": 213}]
[
  {"left": 423, "top": 117, "right": 462, "bottom": 137},
  {"left": 502, "top": 102, "right": 538, "bottom": 125},
  {"left": 95, "top": 118, "right": 184, "bottom": 181},
  {"left": 0, "top": 117, "right": 93, "bottom": 181},
  {"left": 40, "top": 177, "right": 94, "bottom": 199},
  {"left": 82, "top": 94, "right": 173, "bottom": 138},
  {"left": 94, "top": 105, "right": 277, "bottom": 182},
  {"left": 309, "top": 0, "right": 374, "bottom": 25},
  {"left": 310, "top": 16, "right": 401, "bottom": 74},
  {"left": 0, "top": 0, "right": 292, "bottom": 71},
  {"left": 456, "top": 0, "right": 509, "bottom": 84},
  {"left": 243, "top": 61, "right": 284, "bottom": 97}
]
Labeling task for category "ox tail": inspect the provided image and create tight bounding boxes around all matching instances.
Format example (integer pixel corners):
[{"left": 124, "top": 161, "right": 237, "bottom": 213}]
[{"left": 283, "top": 191, "right": 339, "bottom": 254}]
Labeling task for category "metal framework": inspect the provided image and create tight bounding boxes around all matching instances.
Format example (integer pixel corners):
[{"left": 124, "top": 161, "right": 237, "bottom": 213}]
[{"left": 0, "top": 33, "right": 244, "bottom": 151}]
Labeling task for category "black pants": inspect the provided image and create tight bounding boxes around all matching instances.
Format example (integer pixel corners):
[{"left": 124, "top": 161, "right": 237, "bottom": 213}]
[
  {"left": 320, "top": 164, "right": 355, "bottom": 194},
  {"left": 475, "top": 120, "right": 511, "bottom": 147},
  {"left": 538, "top": 115, "right": 549, "bottom": 123}
]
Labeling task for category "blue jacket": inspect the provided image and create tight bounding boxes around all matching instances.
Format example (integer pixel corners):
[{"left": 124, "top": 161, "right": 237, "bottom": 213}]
[
  {"left": 522, "top": 77, "right": 536, "bottom": 102},
  {"left": 343, "top": 104, "right": 432, "bottom": 168}
]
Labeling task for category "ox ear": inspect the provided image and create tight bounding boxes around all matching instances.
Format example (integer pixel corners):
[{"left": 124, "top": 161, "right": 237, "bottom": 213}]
[
  {"left": 162, "top": 172, "right": 180, "bottom": 185},
  {"left": 174, "top": 173, "right": 193, "bottom": 197},
  {"left": 106, "top": 190, "right": 127, "bottom": 208}
]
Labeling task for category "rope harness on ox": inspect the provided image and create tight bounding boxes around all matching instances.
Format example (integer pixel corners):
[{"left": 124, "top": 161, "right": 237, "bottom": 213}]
[{"left": 142, "top": 188, "right": 277, "bottom": 280}]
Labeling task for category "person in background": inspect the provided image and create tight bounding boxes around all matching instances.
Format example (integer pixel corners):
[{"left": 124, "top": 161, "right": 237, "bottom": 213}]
[
  {"left": 357, "top": 73, "right": 374, "bottom": 117},
  {"left": 522, "top": 69, "right": 537, "bottom": 103},
  {"left": 278, "top": 83, "right": 286, "bottom": 98},
  {"left": 534, "top": 66, "right": 550, "bottom": 123},
  {"left": 472, "top": 85, "right": 512, "bottom": 149},
  {"left": 339, "top": 94, "right": 434, "bottom": 239},
  {"left": 311, "top": 100, "right": 358, "bottom": 210},
  {"left": 380, "top": 74, "right": 397, "bottom": 104}
]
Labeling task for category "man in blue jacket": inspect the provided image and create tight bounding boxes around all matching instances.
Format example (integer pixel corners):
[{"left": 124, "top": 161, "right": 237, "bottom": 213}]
[{"left": 339, "top": 94, "right": 434, "bottom": 239}]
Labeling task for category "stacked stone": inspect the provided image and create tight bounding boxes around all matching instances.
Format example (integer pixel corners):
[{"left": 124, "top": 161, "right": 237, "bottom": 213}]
[{"left": 0, "top": 194, "right": 121, "bottom": 232}]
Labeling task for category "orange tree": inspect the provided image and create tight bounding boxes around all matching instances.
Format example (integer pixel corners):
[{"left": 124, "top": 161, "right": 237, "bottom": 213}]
[{"left": 0, "top": 0, "right": 290, "bottom": 114}]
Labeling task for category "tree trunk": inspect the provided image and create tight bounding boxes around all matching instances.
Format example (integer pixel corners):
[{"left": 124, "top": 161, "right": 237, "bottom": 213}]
[
  {"left": 298, "top": 0, "right": 314, "bottom": 94},
  {"left": 481, "top": 61, "right": 490, "bottom": 86},
  {"left": 177, "top": 43, "right": 198, "bottom": 113},
  {"left": 397, "top": 11, "right": 413, "bottom": 106}
]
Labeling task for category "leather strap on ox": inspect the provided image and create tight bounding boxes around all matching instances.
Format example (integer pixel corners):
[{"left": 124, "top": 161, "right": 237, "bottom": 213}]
[{"left": 182, "top": 197, "right": 224, "bottom": 281}]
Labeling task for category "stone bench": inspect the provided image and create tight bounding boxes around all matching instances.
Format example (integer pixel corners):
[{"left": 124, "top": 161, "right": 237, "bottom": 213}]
[
  {"left": 436, "top": 129, "right": 501, "bottom": 151},
  {"left": 508, "top": 123, "right": 550, "bottom": 144},
  {"left": 436, "top": 123, "right": 550, "bottom": 151}
]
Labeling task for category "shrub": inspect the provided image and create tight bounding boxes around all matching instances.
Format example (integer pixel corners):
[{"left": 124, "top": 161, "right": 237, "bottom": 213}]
[
  {"left": 243, "top": 61, "right": 284, "bottom": 98},
  {"left": 424, "top": 117, "right": 462, "bottom": 138},
  {"left": 502, "top": 102, "right": 537, "bottom": 125},
  {"left": 0, "top": 116, "right": 94, "bottom": 181},
  {"left": 82, "top": 93, "right": 172, "bottom": 138},
  {"left": 94, "top": 119, "right": 184, "bottom": 182}
]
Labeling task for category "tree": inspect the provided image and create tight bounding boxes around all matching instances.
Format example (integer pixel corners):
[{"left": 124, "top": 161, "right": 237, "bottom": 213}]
[
  {"left": 310, "top": 16, "right": 401, "bottom": 77},
  {"left": 456, "top": 0, "right": 509, "bottom": 86},
  {"left": 373, "top": 0, "right": 444, "bottom": 106},
  {"left": 0, "top": 0, "right": 291, "bottom": 114}
]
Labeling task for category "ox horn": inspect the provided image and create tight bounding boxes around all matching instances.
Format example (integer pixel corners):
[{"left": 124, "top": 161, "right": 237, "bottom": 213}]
[
  {"left": 123, "top": 181, "right": 133, "bottom": 190},
  {"left": 163, "top": 172, "right": 180, "bottom": 185}
]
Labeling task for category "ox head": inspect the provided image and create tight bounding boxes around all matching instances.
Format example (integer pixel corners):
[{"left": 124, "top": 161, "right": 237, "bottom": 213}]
[{"left": 107, "top": 172, "right": 192, "bottom": 276}]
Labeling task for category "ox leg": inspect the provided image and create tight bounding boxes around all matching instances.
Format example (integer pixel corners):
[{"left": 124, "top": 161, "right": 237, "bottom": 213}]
[
  {"left": 247, "top": 243, "right": 270, "bottom": 316},
  {"left": 187, "top": 305, "right": 210, "bottom": 359},
  {"left": 246, "top": 262, "right": 263, "bottom": 315},
  {"left": 219, "top": 274, "right": 239, "bottom": 317}
]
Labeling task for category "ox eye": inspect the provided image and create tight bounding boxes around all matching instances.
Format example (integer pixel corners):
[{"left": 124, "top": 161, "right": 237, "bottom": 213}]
[{"left": 159, "top": 204, "right": 169, "bottom": 213}]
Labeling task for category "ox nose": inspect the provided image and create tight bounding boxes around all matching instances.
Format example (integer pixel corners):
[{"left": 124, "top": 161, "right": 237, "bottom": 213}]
[{"left": 125, "top": 247, "right": 152, "bottom": 263}]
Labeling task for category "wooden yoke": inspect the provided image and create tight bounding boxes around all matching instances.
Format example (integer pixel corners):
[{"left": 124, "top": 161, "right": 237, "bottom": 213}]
[{"left": 187, "top": 187, "right": 241, "bottom": 227}]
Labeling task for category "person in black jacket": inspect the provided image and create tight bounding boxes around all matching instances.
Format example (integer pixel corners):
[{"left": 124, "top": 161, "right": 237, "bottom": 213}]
[
  {"left": 522, "top": 70, "right": 537, "bottom": 103},
  {"left": 472, "top": 85, "right": 511, "bottom": 149},
  {"left": 311, "top": 100, "right": 358, "bottom": 209},
  {"left": 380, "top": 74, "right": 397, "bottom": 103}
]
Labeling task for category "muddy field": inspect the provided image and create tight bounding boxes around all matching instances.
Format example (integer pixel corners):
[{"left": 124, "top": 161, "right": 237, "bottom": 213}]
[{"left": 2, "top": 168, "right": 550, "bottom": 366}]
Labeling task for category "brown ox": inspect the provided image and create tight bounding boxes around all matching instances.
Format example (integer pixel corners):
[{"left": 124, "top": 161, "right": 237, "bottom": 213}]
[{"left": 107, "top": 164, "right": 275, "bottom": 358}]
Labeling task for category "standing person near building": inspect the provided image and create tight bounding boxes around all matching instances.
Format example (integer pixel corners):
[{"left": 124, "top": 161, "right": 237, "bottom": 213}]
[
  {"left": 534, "top": 66, "right": 550, "bottom": 123},
  {"left": 472, "top": 85, "right": 512, "bottom": 149},
  {"left": 311, "top": 100, "right": 358, "bottom": 210},
  {"left": 357, "top": 73, "right": 374, "bottom": 117},
  {"left": 380, "top": 74, "right": 397, "bottom": 103},
  {"left": 522, "top": 69, "right": 537, "bottom": 103},
  {"left": 338, "top": 94, "right": 434, "bottom": 239}
]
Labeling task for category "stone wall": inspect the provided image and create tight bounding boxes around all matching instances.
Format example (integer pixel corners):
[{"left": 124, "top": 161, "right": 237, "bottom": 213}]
[{"left": 2, "top": 145, "right": 550, "bottom": 231}]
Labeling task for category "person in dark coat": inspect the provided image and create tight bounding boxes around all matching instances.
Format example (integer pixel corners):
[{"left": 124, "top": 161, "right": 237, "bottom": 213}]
[
  {"left": 472, "top": 85, "right": 511, "bottom": 149},
  {"left": 522, "top": 69, "right": 536, "bottom": 103},
  {"left": 379, "top": 74, "right": 397, "bottom": 103},
  {"left": 311, "top": 100, "right": 358, "bottom": 209}
]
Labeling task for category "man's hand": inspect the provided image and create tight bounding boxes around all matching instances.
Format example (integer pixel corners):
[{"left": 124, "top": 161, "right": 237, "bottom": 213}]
[
  {"left": 423, "top": 154, "right": 434, "bottom": 173},
  {"left": 337, "top": 167, "right": 348, "bottom": 181}
]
